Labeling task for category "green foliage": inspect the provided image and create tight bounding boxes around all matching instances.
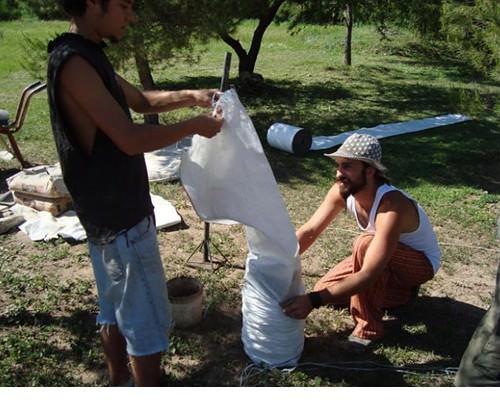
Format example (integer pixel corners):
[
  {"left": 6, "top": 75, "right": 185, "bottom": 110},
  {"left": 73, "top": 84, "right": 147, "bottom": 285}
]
[
  {"left": 1, "top": 20, "right": 499, "bottom": 387},
  {"left": 204, "top": 0, "right": 288, "bottom": 77},
  {"left": 391, "top": 0, "right": 443, "bottom": 39},
  {"left": 0, "top": 0, "right": 23, "bottom": 20},
  {"left": 282, "top": 1, "right": 444, "bottom": 39},
  {"left": 0, "top": 0, "right": 63, "bottom": 20},
  {"left": 21, "top": 32, "right": 58, "bottom": 80},
  {"left": 440, "top": 0, "right": 499, "bottom": 78},
  {"left": 23, "top": 0, "right": 64, "bottom": 20},
  {"left": 280, "top": 0, "right": 347, "bottom": 32},
  {"left": 107, "top": 0, "right": 217, "bottom": 77}
]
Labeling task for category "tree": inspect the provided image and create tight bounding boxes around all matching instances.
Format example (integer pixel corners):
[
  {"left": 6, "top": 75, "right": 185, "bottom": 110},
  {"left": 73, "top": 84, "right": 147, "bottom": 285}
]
[
  {"left": 209, "top": 0, "right": 287, "bottom": 82},
  {"left": 440, "top": 0, "right": 499, "bottom": 77},
  {"left": 105, "top": 0, "right": 217, "bottom": 123},
  {"left": 343, "top": 2, "right": 353, "bottom": 65},
  {"left": 284, "top": 0, "right": 356, "bottom": 66}
]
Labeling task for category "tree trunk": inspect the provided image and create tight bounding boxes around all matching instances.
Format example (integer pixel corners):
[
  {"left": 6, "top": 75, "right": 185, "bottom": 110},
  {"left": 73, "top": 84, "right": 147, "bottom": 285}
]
[
  {"left": 219, "top": 0, "right": 286, "bottom": 78},
  {"left": 344, "top": 2, "right": 353, "bottom": 66},
  {"left": 134, "top": 52, "right": 159, "bottom": 125}
]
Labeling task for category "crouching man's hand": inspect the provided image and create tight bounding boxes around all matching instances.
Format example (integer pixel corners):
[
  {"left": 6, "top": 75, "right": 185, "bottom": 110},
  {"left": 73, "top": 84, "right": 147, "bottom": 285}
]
[{"left": 281, "top": 295, "right": 313, "bottom": 320}]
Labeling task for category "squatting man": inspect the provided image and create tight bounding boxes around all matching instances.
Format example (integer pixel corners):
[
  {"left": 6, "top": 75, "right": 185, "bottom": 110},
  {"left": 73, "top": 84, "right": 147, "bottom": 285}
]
[{"left": 282, "top": 133, "right": 441, "bottom": 347}]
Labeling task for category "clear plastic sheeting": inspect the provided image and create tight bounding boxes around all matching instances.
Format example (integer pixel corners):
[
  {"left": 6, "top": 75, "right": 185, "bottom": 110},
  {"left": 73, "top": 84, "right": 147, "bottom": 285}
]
[{"left": 180, "top": 89, "right": 305, "bottom": 367}]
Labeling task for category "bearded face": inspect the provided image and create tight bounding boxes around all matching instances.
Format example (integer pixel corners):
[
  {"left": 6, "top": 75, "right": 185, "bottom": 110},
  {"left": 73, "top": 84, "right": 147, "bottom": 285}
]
[{"left": 335, "top": 160, "right": 368, "bottom": 200}]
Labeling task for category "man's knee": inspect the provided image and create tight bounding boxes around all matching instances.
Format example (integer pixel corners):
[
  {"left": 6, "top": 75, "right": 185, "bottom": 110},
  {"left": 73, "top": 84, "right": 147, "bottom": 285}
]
[{"left": 353, "top": 234, "right": 374, "bottom": 261}]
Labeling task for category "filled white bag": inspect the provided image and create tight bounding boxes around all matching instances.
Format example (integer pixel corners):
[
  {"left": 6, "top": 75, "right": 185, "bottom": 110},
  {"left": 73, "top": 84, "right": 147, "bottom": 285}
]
[{"left": 181, "top": 89, "right": 304, "bottom": 367}]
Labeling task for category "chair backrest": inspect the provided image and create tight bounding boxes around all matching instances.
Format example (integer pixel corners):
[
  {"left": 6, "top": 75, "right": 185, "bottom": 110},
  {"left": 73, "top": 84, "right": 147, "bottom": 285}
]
[{"left": 10, "top": 81, "right": 47, "bottom": 133}]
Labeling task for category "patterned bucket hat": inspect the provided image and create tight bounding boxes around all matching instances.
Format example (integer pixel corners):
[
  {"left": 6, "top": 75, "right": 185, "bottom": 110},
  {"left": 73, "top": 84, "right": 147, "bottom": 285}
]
[{"left": 324, "top": 133, "right": 387, "bottom": 173}]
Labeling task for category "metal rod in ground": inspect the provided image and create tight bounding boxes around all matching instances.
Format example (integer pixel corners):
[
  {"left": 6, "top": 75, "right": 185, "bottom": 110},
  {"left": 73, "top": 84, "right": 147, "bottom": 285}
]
[
  {"left": 203, "top": 222, "right": 210, "bottom": 262},
  {"left": 189, "top": 52, "right": 232, "bottom": 268},
  {"left": 220, "top": 52, "right": 232, "bottom": 91},
  {"left": 202, "top": 52, "right": 232, "bottom": 262}
]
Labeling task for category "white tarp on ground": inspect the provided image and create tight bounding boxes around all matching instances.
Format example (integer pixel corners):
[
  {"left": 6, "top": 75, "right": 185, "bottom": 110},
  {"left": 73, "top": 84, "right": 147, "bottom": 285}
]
[
  {"left": 310, "top": 113, "right": 471, "bottom": 150},
  {"left": 7, "top": 193, "right": 181, "bottom": 242},
  {"left": 1, "top": 163, "right": 182, "bottom": 241},
  {"left": 0, "top": 134, "right": 14, "bottom": 161},
  {"left": 181, "top": 89, "right": 305, "bottom": 367},
  {"left": 0, "top": 150, "right": 14, "bottom": 162},
  {"left": 267, "top": 114, "right": 471, "bottom": 154},
  {"left": 144, "top": 137, "right": 192, "bottom": 182}
]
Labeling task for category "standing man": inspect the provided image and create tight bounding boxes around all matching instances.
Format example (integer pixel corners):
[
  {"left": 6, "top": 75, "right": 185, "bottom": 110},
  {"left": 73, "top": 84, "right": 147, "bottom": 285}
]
[
  {"left": 47, "top": 0, "right": 223, "bottom": 386},
  {"left": 282, "top": 134, "right": 441, "bottom": 347}
]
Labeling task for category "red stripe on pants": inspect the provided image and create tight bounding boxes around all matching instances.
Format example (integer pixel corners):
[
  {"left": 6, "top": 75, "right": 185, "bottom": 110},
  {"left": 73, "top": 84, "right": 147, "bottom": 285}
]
[{"left": 313, "top": 233, "right": 434, "bottom": 340}]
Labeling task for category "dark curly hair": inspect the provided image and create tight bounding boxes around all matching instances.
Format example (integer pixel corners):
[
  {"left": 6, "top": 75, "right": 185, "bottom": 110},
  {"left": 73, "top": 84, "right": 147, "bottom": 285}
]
[{"left": 58, "top": 0, "right": 110, "bottom": 17}]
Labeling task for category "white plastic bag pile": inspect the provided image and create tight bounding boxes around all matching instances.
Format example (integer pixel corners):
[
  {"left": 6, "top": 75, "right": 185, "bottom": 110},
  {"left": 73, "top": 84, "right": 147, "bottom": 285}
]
[{"left": 181, "top": 89, "right": 305, "bottom": 367}]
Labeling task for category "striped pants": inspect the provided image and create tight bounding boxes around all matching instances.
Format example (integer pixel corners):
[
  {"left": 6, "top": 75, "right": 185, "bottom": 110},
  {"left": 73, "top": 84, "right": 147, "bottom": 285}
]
[{"left": 314, "top": 233, "right": 434, "bottom": 340}]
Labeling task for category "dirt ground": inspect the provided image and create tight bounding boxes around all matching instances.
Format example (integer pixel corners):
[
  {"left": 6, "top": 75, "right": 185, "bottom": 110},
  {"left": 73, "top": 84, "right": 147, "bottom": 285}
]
[{"left": 1, "top": 181, "right": 498, "bottom": 386}]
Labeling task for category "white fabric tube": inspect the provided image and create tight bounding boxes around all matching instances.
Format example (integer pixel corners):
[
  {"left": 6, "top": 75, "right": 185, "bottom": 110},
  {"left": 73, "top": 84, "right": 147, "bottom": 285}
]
[
  {"left": 180, "top": 89, "right": 305, "bottom": 367},
  {"left": 267, "top": 123, "right": 312, "bottom": 155},
  {"left": 310, "top": 114, "right": 471, "bottom": 151},
  {"left": 266, "top": 114, "right": 470, "bottom": 155}
]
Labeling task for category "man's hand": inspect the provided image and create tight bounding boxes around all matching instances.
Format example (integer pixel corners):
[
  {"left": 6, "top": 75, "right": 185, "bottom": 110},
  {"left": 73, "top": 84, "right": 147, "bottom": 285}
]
[
  {"left": 192, "top": 89, "right": 220, "bottom": 108},
  {"left": 193, "top": 109, "right": 223, "bottom": 138},
  {"left": 281, "top": 295, "right": 313, "bottom": 320}
]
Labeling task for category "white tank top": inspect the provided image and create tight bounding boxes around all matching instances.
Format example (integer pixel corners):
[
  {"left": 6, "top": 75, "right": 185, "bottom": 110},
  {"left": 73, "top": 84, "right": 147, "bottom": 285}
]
[{"left": 346, "top": 184, "right": 441, "bottom": 273}]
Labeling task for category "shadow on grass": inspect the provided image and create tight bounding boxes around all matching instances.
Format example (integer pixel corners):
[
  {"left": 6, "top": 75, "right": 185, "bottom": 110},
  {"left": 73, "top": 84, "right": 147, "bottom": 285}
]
[
  {"left": 381, "top": 120, "right": 500, "bottom": 194},
  {"left": 157, "top": 73, "right": 499, "bottom": 194},
  {"left": 163, "top": 293, "right": 485, "bottom": 386},
  {"left": 288, "top": 295, "right": 485, "bottom": 386},
  {"left": 0, "top": 294, "right": 486, "bottom": 386},
  {"left": 384, "top": 295, "right": 485, "bottom": 360},
  {"left": 380, "top": 40, "right": 498, "bottom": 84},
  {"left": 0, "top": 308, "right": 103, "bottom": 386},
  {"left": 163, "top": 306, "right": 246, "bottom": 386}
]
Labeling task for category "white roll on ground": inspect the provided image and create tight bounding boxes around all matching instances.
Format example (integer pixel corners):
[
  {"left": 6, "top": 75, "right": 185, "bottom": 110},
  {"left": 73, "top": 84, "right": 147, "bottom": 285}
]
[
  {"left": 180, "top": 89, "right": 305, "bottom": 367},
  {"left": 267, "top": 114, "right": 470, "bottom": 155},
  {"left": 267, "top": 122, "right": 312, "bottom": 155}
]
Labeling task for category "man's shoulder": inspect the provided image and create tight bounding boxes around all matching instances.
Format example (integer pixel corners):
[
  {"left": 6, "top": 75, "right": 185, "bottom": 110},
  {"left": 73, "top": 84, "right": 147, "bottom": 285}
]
[
  {"left": 48, "top": 33, "right": 102, "bottom": 61},
  {"left": 378, "top": 188, "right": 411, "bottom": 212}
]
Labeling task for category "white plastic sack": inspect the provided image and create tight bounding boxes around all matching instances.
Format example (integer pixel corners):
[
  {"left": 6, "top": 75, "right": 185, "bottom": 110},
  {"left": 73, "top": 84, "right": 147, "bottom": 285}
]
[
  {"left": 6, "top": 164, "right": 70, "bottom": 198},
  {"left": 181, "top": 89, "right": 305, "bottom": 367}
]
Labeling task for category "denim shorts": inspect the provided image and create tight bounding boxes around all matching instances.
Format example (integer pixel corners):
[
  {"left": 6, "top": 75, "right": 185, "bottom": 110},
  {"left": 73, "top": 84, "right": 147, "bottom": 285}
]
[{"left": 88, "top": 215, "right": 172, "bottom": 356}]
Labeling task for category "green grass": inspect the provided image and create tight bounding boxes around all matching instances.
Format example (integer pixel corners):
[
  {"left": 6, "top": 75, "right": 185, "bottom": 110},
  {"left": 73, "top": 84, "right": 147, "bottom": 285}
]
[{"left": 0, "top": 19, "right": 499, "bottom": 387}]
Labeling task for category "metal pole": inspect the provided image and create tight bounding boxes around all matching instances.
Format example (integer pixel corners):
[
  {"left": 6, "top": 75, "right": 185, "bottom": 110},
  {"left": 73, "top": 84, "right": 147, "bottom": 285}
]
[
  {"left": 220, "top": 52, "right": 232, "bottom": 91},
  {"left": 202, "top": 52, "right": 232, "bottom": 263}
]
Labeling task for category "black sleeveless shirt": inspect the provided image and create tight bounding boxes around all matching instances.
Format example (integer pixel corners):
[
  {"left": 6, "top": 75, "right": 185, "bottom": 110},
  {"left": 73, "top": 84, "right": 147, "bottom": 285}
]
[{"left": 47, "top": 33, "right": 153, "bottom": 243}]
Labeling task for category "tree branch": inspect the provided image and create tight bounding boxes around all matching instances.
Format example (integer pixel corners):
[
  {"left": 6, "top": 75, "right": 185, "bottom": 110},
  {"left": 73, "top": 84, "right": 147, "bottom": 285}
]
[{"left": 219, "top": 31, "right": 248, "bottom": 60}]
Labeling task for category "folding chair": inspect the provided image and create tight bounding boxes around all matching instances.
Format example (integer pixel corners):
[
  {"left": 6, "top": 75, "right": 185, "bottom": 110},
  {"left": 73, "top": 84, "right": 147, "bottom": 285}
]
[{"left": 0, "top": 81, "right": 47, "bottom": 168}]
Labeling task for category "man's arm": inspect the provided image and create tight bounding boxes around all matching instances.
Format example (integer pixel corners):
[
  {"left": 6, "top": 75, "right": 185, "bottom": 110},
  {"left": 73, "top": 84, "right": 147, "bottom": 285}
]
[
  {"left": 296, "top": 183, "right": 346, "bottom": 254},
  {"left": 320, "top": 197, "right": 403, "bottom": 302},
  {"left": 59, "top": 56, "right": 222, "bottom": 155},
  {"left": 283, "top": 192, "right": 405, "bottom": 319},
  {"left": 116, "top": 75, "right": 216, "bottom": 114}
]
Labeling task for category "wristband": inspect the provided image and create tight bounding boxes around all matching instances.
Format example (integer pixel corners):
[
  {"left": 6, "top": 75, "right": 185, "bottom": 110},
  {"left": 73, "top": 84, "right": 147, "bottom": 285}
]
[{"left": 307, "top": 291, "right": 323, "bottom": 309}]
